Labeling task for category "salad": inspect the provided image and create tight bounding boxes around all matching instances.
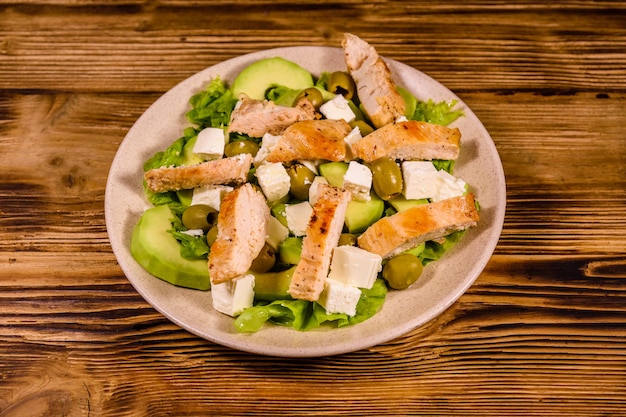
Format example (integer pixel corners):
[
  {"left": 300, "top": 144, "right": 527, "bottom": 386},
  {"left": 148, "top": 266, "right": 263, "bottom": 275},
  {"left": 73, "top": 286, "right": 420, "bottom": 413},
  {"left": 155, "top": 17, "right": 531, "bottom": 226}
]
[{"left": 131, "top": 33, "right": 478, "bottom": 334}]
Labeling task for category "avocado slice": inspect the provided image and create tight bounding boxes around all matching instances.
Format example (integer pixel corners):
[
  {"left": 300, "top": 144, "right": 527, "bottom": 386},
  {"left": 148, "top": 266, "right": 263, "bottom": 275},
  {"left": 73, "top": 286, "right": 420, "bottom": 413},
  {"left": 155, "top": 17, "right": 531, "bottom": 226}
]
[
  {"left": 131, "top": 205, "right": 210, "bottom": 290},
  {"left": 345, "top": 192, "right": 385, "bottom": 234},
  {"left": 180, "top": 135, "right": 203, "bottom": 166},
  {"left": 318, "top": 161, "right": 349, "bottom": 187},
  {"left": 389, "top": 195, "right": 429, "bottom": 212},
  {"left": 252, "top": 267, "right": 295, "bottom": 301},
  {"left": 278, "top": 237, "right": 303, "bottom": 265},
  {"left": 231, "top": 57, "right": 315, "bottom": 100}
]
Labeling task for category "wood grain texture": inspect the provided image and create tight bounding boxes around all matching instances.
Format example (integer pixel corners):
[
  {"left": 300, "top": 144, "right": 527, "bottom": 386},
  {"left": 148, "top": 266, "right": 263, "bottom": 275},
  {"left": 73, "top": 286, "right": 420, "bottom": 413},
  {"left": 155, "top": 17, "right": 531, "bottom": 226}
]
[{"left": 1, "top": 1, "right": 626, "bottom": 416}]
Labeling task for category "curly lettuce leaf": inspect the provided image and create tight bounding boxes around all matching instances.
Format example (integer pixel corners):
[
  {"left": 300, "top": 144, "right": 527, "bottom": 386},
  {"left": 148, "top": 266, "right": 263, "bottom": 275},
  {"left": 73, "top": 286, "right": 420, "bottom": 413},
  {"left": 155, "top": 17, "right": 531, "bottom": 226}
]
[
  {"left": 419, "top": 230, "right": 466, "bottom": 265},
  {"left": 234, "top": 279, "right": 388, "bottom": 333},
  {"left": 186, "top": 76, "right": 237, "bottom": 129},
  {"left": 411, "top": 98, "right": 464, "bottom": 126}
]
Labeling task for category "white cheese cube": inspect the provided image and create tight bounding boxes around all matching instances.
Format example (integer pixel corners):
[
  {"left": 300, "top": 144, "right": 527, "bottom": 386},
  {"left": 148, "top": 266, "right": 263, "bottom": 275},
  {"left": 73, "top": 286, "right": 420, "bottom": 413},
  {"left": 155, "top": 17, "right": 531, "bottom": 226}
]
[
  {"left": 180, "top": 229, "right": 204, "bottom": 237},
  {"left": 285, "top": 201, "right": 313, "bottom": 237},
  {"left": 432, "top": 170, "right": 467, "bottom": 202},
  {"left": 308, "top": 176, "right": 329, "bottom": 206},
  {"left": 319, "top": 94, "right": 356, "bottom": 123},
  {"left": 191, "top": 185, "right": 233, "bottom": 211},
  {"left": 402, "top": 161, "right": 440, "bottom": 200},
  {"left": 265, "top": 215, "right": 290, "bottom": 250},
  {"left": 328, "top": 245, "right": 382, "bottom": 289},
  {"left": 343, "top": 126, "right": 363, "bottom": 160},
  {"left": 343, "top": 160, "right": 372, "bottom": 201},
  {"left": 211, "top": 274, "right": 255, "bottom": 317},
  {"left": 343, "top": 126, "right": 363, "bottom": 146},
  {"left": 256, "top": 162, "right": 291, "bottom": 202},
  {"left": 193, "top": 127, "right": 225, "bottom": 160},
  {"left": 254, "top": 133, "right": 282, "bottom": 166},
  {"left": 402, "top": 161, "right": 468, "bottom": 202},
  {"left": 395, "top": 115, "right": 409, "bottom": 123},
  {"left": 318, "top": 278, "right": 362, "bottom": 316}
]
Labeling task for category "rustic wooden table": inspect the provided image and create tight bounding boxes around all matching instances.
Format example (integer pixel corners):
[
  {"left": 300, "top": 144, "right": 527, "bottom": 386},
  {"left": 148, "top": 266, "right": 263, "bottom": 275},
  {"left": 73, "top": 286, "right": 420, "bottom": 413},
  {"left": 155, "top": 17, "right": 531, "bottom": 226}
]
[{"left": 2, "top": 1, "right": 625, "bottom": 416}]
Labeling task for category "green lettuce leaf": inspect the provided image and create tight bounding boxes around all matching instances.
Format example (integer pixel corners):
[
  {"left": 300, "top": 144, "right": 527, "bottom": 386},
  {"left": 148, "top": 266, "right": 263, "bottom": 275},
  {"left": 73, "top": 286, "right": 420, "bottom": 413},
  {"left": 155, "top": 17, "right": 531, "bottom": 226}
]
[
  {"left": 186, "top": 76, "right": 237, "bottom": 129},
  {"left": 419, "top": 230, "right": 466, "bottom": 265},
  {"left": 234, "top": 279, "right": 388, "bottom": 333},
  {"left": 411, "top": 98, "right": 464, "bottom": 126}
]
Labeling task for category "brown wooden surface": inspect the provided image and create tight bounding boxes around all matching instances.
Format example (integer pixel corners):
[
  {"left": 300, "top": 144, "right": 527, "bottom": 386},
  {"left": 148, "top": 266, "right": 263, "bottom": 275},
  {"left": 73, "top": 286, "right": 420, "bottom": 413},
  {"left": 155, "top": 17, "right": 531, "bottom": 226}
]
[{"left": 1, "top": 1, "right": 626, "bottom": 416}]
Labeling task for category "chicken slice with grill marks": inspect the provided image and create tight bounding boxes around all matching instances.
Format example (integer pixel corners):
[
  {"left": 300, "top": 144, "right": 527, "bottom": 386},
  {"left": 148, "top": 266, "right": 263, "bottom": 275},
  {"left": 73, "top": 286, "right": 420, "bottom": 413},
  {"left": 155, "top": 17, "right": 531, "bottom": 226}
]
[
  {"left": 263, "top": 119, "right": 353, "bottom": 164},
  {"left": 227, "top": 95, "right": 316, "bottom": 138},
  {"left": 208, "top": 183, "right": 270, "bottom": 284},
  {"left": 342, "top": 33, "right": 406, "bottom": 128}
]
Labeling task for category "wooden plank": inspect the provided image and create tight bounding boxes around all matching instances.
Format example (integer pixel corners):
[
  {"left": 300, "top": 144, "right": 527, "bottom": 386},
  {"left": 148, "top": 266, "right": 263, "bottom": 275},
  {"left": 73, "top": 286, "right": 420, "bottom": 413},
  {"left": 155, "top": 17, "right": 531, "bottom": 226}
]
[{"left": 1, "top": 3, "right": 625, "bottom": 92}]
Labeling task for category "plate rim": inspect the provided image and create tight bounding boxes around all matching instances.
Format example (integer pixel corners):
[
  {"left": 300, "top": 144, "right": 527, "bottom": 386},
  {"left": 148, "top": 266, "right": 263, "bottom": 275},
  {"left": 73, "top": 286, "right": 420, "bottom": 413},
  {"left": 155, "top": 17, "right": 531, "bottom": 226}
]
[{"left": 105, "top": 45, "right": 506, "bottom": 358}]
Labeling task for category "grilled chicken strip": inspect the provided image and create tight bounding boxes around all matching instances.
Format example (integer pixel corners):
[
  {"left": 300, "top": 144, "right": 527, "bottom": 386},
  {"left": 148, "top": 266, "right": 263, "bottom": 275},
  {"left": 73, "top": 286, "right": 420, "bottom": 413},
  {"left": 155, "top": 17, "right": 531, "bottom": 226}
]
[
  {"left": 264, "top": 119, "right": 353, "bottom": 163},
  {"left": 144, "top": 153, "right": 252, "bottom": 193},
  {"left": 208, "top": 183, "right": 270, "bottom": 284},
  {"left": 342, "top": 33, "right": 406, "bottom": 128},
  {"left": 228, "top": 96, "right": 316, "bottom": 137},
  {"left": 288, "top": 184, "right": 351, "bottom": 302},
  {"left": 358, "top": 193, "right": 479, "bottom": 259},
  {"left": 350, "top": 120, "right": 461, "bottom": 162}
]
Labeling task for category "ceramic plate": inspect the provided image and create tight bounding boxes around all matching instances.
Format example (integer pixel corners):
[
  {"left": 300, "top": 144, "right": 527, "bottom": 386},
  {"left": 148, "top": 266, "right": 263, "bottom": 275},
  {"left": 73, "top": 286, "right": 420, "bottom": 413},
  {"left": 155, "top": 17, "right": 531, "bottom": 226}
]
[{"left": 105, "top": 46, "right": 506, "bottom": 357}]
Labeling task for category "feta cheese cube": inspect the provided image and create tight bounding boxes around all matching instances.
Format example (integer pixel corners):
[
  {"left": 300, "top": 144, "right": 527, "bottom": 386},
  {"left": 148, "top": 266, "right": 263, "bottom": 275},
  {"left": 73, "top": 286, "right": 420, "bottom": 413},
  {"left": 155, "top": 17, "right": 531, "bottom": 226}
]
[
  {"left": 402, "top": 161, "right": 440, "bottom": 200},
  {"left": 343, "top": 126, "right": 363, "bottom": 146},
  {"left": 211, "top": 274, "right": 255, "bottom": 317},
  {"left": 319, "top": 94, "right": 356, "bottom": 123},
  {"left": 328, "top": 245, "right": 382, "bottom": 289},
  {"left": 254, "top": 133, "right": 282, "bottom": 166},
  {"left": 395, "top": 115, "right": 409, "bottom": 123},
  {"left": 402, "top": 161, "right": 467, "bottom": 201},
  {"left": 191, "top": 185, "right": 233, "bottom": 211},
  {"left": 285, "top": 201, "right": 313, "bottom": 237},
  {"left": 343, "top": 160, "right": 372, "bottom": 201},
  {"left": 308, "top": 176, "right": 329, "bottom": 206},
  {"left": 256, "top": 162, "right": 291, "bottom": 202},
  {"left": 318, "top": 278, "right": 362, "bottom": 316},
  {"left": 180, "top": 229, "right": 204, "bottom": 237},
  {"left": 402, "top": 161, "right": 467, "bottom": 202},
  {"left": 193, "top": 127, "right": 225, "bottom": 160},
  {"left": 343, "top": 126, "right": 363, "bottom": 160},
  {"left": 433, "top": 170, "right": 467, "bottom": 202},
  {"left": 265, "top": 215, "right": 290, "bottom": 250}
]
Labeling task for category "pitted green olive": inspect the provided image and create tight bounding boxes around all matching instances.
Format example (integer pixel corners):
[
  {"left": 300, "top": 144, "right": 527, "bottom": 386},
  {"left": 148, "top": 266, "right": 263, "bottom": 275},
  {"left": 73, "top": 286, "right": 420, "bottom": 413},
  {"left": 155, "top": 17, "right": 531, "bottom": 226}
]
[
  {"left": 370, "top": 157, "right": 403, "bottom": 201},
  {"left": 250, "top": 243, "right": 276, "bottom": 273},
  {"left": 382, "top": 253, "right": 423, "bottom": 290},
  {"left": 328, "top": 71, "right": 356, "bottom": 100},
  {"left": 338, "top": 233, "right": 358, "bottom": 247},
  {"left": 206, "top": 225, "right": 219, "bottom": 246},
  {"left": 350, "top": 120, "right": 374, "bottom": 136},
  {"left": 293, "top": 87, "right": 324, "bottom": 109},
  {"left": 181, "top": 204, "right": 218, "bottom": 232},
  {"left": 286, "top": 163, "right": 316, "bottom": 201},
  {"left": 224, "top": 140, "right": 259, "bottom": 157}
]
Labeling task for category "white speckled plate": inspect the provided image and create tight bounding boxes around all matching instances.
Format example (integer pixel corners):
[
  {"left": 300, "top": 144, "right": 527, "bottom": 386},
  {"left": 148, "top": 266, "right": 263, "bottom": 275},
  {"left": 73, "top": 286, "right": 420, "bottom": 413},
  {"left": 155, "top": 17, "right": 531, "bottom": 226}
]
[{"left": 105, "top": 46, "right": 506, "bottom": 357}]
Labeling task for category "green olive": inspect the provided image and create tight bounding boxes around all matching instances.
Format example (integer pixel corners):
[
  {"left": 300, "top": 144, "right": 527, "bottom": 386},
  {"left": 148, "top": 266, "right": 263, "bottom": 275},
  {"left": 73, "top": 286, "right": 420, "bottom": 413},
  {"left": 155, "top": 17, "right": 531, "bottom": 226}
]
[
  {"left": 382, "top": 253, "right": 423, "bottom": 290},
  {"left": 293, "top": 87, "right": 324, "bottom": 109},
  {"left": 350, "top": 120, "right": 374, "bottom": 136},
  {"left": 250, "top": 243, "right": 276, "bottom": 273},
  {"left": 181, "top": 204, "right": 218, "bottom": 232},
  {"left": 206, "top": 225, "right": 219, "bottom": 246},
  {"left": 224, "top": 140, "right": 259, "bottom": 157},
  {"left": 328, "top": 71, "right": 356, "bottom": 100},
  {"left": 337, "top": 233, "right": 358, "bottom": 247},
  {"left": 286, "top": 163, "right": 316, "bottom": 201},
  {"left": 370, "top": 157, "right": 403, "bottom": 201}
]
